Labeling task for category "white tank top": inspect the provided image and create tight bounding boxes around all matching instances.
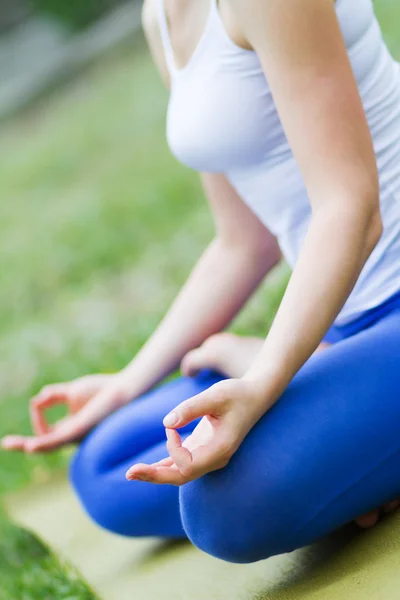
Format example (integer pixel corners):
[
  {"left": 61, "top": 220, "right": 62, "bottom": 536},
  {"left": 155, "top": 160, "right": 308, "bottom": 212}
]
[{"left": 157, "top": 0, "right": 400, "bottom": 325}]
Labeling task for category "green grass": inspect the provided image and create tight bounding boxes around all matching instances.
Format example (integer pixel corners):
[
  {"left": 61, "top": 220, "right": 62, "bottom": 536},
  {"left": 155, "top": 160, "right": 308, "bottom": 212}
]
[
  {"left": 0, "top": 520, "right": 95, "bottom": 600},
  {"left": 0, "top": 2, "right": 399, "bottom": 597},
  {"left": 0, "top": 32, "right": 288, "bottom": 598}
]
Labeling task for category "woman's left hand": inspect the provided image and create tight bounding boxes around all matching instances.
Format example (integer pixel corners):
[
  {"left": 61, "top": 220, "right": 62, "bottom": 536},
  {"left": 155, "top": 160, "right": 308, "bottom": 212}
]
[{"left": 126, "top": 378, "right": 266, "bottom": 485}]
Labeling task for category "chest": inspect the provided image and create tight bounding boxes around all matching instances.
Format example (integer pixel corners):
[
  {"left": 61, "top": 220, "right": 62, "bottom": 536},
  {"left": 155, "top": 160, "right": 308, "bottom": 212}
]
[
  {"left": 164, "top": 0, "right": 249, "bottom": 70},
  {"left": 167, "top": 52, "right": 288, "bottom": 173}
]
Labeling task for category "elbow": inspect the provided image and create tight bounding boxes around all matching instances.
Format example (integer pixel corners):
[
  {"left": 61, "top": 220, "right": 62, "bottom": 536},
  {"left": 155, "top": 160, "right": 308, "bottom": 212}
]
[
  {"left": 345, "top": 183, "right": 382, "bottom": 257},
  {"left": 342, "top": 174, "right": 383, "bottom": 257},
  {"left": 251, "top": 235, "right": 282, "bottom": 269},
  {"left": 217, "top": 233, "right": 282, "bottom": 270},
  {"left": 317, "top": 186, "right": 383, "bottom": 260},
  {"left": 365, "top": 201, "right": 383, "bottom": 256},
  {"left": 248, "top": 229, "right": 282, "bottom": 267}
]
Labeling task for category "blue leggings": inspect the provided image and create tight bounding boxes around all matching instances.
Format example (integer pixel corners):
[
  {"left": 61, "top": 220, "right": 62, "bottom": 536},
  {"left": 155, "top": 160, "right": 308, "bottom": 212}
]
[{"left": 70, "top": 303, "right": 400, "bottom": 563}]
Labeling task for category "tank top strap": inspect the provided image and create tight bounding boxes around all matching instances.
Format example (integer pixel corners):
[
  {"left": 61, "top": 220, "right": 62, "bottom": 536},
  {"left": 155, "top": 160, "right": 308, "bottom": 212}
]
[{"left": 156, "top": 0, "right": 176, "bottom": 74}]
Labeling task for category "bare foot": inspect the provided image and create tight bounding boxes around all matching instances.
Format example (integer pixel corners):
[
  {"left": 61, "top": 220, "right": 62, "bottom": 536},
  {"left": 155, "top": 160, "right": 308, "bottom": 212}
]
[{"left": 355, "top": 500, "right": 400, "bottom": 529}]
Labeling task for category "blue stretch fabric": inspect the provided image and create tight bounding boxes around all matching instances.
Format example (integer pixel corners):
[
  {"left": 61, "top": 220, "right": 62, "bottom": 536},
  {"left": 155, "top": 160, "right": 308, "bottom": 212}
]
[{"left": 70, "top": 294, "right": 400, "bottom": 563}]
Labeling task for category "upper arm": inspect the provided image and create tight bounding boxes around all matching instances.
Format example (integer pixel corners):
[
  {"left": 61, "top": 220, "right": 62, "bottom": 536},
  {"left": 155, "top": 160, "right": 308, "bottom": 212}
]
[
  {"left": 201, "top": 173, "right": 281, "bottom": 259},
  {"left": 229, "top": 0, "right": 379, "bottom": 216},
  {"left": 142, "top": 0, "right": 170, "bottom": 88}
]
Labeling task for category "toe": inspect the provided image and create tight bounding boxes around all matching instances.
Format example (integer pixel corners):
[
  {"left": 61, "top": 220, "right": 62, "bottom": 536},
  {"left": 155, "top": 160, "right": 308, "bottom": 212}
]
[
  {"left": 383, "top": 499, "right": 400, "bottom": 514},
  {"left": 355, "top": 510, "right": 380, "bottom": 529}
]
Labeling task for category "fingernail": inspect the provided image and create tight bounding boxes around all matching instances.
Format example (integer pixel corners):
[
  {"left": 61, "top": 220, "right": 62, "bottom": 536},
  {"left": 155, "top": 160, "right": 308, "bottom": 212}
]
[
  {"left": 163, "top": 412, "right": 178, "bottom": 427},
  {"left": 127, "top": 472, "right": 145, "bottom": 482}
]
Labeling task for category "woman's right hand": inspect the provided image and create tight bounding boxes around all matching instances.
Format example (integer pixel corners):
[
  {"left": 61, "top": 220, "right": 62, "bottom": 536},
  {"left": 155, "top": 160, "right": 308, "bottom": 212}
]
[{"left": 1, "top": 373, "right": 134, "bottom": 454}]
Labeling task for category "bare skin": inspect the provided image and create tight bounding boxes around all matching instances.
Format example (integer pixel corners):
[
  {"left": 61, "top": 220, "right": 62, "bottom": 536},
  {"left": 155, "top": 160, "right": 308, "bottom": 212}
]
[
  {"left": 181, "top": 332, "right": 400, "bottom": 529},
  {"left": 3, "top": 0, "right": 399, "bottom": 535},
  {"left": 3, "top": 331, "right": 398, "bottom": 528},
  {"left": 138, "top": 0, "right": 400, "bottom": 533}
]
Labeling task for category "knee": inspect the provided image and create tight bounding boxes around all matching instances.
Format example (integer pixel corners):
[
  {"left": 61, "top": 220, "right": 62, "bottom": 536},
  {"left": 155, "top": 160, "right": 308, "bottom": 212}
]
[
  {"left": 69, "top": 440, "right": 121, "bottom": 534},
  {"left": 69, "top": 438, "right": 135, "bottom": 536},
  {"left": 70, "top": 436, "right": 183, "bottom": 539},
  {"left": 180, "top": 473, "right": 298, "bottom": 563}
]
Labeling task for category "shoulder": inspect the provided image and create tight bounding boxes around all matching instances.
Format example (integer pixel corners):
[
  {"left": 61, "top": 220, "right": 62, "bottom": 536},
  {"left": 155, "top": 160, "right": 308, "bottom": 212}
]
[{"left": 142, "top": 0, "right": 170, "bottom": 88}]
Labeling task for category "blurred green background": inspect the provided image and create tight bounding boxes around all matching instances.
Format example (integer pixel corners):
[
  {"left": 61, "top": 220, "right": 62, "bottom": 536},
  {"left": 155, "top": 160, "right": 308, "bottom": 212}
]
[
  {"left": 0, "top": 1, "right": 399, "bottom": 598},
  {"left": 30, "top": 0, "right": 124, "bottom": 30},
  {"left": 1, "top": 0, "right": 124, "bottom": 32}
]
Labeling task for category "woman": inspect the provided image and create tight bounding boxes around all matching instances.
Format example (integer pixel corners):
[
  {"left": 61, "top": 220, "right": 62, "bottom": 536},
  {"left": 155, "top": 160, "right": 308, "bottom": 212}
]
[{"left": 4, "top": 0, "right": 400, "bottom": 563}]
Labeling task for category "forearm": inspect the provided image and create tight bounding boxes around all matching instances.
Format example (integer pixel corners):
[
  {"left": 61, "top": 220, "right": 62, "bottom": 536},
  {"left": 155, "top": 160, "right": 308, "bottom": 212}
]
[
  {"left": 125, "top": 204, "right": 384, "bottom": 488},
  {"left": 120, "top": 237, "right": 280, "bottom": 398},
  {"left": 244, "top": 203, "right": 382, "bottom": 408}
]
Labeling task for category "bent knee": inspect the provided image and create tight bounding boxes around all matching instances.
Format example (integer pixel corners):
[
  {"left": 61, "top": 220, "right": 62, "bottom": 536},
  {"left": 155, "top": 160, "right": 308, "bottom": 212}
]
[
  {"left": 69, "top": 442, "right": 124, "bottom": 535},
  {"left": 69, "top": 442, "right": 141, "bottom": 536},
  {"left": 70, "top": 441, "right": 182, "bottom": 538},
  {"left": 180, "top": 475, "right": 298, "bottom": 563}
]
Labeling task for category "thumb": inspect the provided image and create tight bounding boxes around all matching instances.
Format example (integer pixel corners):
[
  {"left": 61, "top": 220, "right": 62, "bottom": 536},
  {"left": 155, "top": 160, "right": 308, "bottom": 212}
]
[
  {"left": 25, "top": 415, "right": 87, "bottom": 453},
  {"left": 163, "top": 386, "right": 225, "bottom": 429},
  {"left": 181, "top": 348, "right": 213, "bottom": 377},
  {"left": 37, "top": 385, "right": 121, "bottom": 450}
]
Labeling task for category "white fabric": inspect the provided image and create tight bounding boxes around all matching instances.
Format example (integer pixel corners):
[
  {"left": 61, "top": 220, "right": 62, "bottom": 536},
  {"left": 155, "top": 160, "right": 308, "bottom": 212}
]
[{"left": 157, "top": 0, "right": 400, "bottom": 325}]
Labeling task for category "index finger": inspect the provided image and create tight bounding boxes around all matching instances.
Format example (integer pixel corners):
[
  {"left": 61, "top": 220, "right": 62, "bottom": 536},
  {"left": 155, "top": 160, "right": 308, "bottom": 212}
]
[
  {"left": 1, "top": 436, "right": 30, "bottom": 452},
  {"left": 30, "top": 385, "right": 69, "bottom": 436},
  {"left": 24, "top": 418, "right": 84, "bottom": 453}
]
